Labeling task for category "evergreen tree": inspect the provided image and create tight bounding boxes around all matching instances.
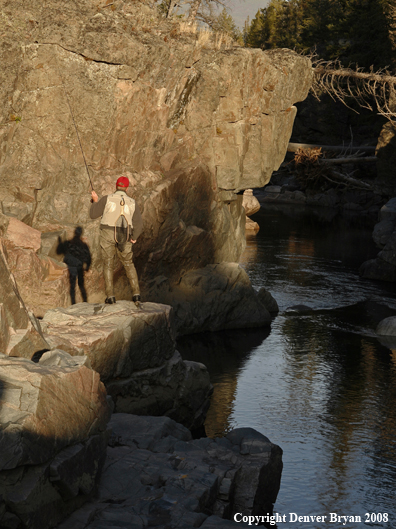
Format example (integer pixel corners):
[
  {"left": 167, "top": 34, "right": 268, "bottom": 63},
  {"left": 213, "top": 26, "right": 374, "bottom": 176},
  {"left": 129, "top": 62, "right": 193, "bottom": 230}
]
[
  {"left": 244, "top": 0, "right": 395, "bottom": 71},
  {"left": 245, "top": 0, "right": 304, "bottom": 51},
  {"left": 244, "top": 9, "right": 265, "bottom": 48},
  {"left": 213, "top": 8, "right": 243, "bottom": 43}
]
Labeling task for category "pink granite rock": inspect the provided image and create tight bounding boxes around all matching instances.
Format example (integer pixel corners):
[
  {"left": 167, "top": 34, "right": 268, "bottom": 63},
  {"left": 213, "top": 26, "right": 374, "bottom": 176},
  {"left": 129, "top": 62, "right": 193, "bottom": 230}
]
[
  {"left": 4, "top": 217, "right": 41, "bottom": 252},
  {"left": 0, "top": 356, "right": 111, "bottom": 470}
]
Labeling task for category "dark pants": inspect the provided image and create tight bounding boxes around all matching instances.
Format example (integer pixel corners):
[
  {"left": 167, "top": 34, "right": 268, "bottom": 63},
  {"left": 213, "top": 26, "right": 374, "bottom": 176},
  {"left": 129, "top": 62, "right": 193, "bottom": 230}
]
[
  {"left": 69, "top": 266, "right": 87, "bottom": 304},
  {"left": 100, "top": 228, "right": 140, "bottom": 298}
]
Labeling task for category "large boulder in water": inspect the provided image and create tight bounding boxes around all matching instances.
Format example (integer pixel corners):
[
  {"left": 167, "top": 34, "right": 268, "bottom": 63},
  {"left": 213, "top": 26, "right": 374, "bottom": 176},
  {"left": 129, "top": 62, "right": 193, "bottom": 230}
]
[
  {"left": 58, "top": 414, "right": 283, "bottom": 529},
  {"left": 143, "top": 262, "right": 272, "bottom": 335},
  {"left": 376, "top": 316, "right": 396, "bottom": 336}
]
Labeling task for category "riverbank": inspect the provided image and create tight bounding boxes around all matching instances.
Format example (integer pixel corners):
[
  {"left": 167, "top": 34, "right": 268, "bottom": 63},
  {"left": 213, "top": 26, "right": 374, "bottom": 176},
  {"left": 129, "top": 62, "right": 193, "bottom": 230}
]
[{"left": 256, "top": 176, "right": 383, "bottom": 220}]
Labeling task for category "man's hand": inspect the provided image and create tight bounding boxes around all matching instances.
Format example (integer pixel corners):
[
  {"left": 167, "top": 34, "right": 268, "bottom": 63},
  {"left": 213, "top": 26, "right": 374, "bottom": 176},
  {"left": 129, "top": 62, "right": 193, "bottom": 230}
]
[
  {"left": 130, "top": 239, "right": 136, "bottom": 244},
  {"left": 91, "top": 191, "right": 98, "bottom": 203}
]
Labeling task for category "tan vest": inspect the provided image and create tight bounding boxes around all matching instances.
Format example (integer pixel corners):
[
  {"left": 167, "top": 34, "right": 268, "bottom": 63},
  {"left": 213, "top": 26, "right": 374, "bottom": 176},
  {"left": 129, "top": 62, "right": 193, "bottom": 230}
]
[{"left": 101, "top": 192, "right": 136, "bottom": 228}]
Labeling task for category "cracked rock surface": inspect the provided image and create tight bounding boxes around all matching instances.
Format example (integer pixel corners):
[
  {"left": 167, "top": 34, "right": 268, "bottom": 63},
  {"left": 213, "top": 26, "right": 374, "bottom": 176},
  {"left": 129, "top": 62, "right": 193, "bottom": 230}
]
[
  {"left": 42, "top": 301, "right": 213, "bottom": 430},
  {"left": 0, "top": 237, "right": 49, "bottom": 357},
  {"left": 0, "top": 355, "right": 112, "bottom": 529},
  {"left": 0, "top": 0, "right": 312, "bottom": 313},
  {"left": 58, "top": 414, "right": 283, "bottom": 529}
]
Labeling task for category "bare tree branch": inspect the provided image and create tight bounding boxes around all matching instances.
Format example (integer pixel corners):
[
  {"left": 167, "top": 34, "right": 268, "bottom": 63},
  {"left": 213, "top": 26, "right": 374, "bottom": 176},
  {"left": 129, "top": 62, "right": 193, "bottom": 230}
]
[{"left": 311, "top": 59, "right": 396, "bottom": 122}]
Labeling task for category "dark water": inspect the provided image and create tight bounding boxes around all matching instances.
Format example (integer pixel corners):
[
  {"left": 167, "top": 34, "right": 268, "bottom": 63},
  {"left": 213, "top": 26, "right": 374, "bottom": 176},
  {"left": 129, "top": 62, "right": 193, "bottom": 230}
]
[{"left": 178, "top": 206, "right": 396, "bottom": 529}]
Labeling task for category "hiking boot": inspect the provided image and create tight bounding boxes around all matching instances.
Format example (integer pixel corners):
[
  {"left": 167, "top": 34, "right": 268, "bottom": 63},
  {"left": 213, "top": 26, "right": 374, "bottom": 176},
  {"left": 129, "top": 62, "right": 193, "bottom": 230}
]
[
  {"left": 133, "top": 294, "right": 141, "bottom": 308},
  {"left": 105, "top": 296, "right": 116, "bottom": 304}
]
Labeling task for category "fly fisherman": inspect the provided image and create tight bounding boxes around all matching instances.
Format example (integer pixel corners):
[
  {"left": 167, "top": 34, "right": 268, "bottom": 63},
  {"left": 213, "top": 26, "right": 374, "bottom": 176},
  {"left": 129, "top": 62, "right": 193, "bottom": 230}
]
[{"left": 90, "top": 176, "right": 143, "bottom": 307}]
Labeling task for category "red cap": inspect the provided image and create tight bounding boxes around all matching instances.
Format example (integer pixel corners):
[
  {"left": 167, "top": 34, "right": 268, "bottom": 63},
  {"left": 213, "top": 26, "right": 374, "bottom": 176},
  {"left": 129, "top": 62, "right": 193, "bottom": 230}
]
[{"left": 116, "top": 176, "right": 129, "bottom": 188}]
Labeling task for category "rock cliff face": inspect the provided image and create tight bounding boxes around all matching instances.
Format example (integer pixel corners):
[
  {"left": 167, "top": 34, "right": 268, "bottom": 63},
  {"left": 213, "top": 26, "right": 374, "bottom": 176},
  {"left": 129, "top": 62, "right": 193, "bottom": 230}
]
[
  {"left": 0, "top": 0, "right": 312, "bottom": 310},
  {"left": 0, "top": 234, "right": 49, "bottom": 356}
]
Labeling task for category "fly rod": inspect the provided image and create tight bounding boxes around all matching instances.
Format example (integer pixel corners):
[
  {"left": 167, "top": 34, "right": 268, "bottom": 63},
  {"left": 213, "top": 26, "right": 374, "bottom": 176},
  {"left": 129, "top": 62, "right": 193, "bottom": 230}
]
[{"left": 54, "top": 51, "right": 95, "bottom": 191}]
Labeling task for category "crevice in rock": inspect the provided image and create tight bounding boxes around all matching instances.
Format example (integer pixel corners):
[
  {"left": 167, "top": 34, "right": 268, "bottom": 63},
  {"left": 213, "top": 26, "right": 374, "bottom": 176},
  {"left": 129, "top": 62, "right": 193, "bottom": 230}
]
[{"left": 40, "top": 42, "right": 125, "bottom": 67}]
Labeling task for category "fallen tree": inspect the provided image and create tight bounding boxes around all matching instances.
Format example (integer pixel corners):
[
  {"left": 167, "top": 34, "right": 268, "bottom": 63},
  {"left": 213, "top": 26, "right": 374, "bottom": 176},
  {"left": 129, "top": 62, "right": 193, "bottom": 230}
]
[
  {"left": 288, "top": 142, "right": 376, "bottom": 153},
  {"left": 312, "top": 59, "right": 396, "bottom": 123},
  {"left": 293, "top": 147, "right": 375, "bottom": 191}
]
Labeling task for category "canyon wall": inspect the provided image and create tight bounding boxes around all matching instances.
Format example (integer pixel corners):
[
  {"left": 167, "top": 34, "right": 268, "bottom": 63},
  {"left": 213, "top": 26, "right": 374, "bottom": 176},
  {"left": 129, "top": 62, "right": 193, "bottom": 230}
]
[{"left": 0, "top": 0, "right": 313, "bottom": 310}]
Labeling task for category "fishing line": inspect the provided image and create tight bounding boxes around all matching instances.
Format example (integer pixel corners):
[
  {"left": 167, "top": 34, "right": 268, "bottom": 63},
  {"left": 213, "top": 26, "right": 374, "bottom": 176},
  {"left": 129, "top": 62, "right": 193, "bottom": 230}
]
[{"left": 53, "top": 50, "right": 94, "bottom": 191}]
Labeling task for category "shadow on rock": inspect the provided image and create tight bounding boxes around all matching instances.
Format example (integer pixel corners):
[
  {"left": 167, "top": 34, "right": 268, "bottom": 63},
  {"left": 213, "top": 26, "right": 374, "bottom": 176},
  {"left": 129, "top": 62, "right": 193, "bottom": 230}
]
[{"left": 56, "top": 227, "right": 91, "bottom": 305}]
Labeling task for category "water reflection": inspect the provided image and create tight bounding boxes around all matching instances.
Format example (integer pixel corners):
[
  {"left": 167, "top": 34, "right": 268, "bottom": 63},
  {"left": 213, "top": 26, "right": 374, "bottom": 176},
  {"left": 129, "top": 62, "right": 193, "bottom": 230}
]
[
  {"left": 177, "top": 328, "right": 270, "bottom": 437},
  {"left": 178, "top": 207, "right": 396, "bottom": 528}
]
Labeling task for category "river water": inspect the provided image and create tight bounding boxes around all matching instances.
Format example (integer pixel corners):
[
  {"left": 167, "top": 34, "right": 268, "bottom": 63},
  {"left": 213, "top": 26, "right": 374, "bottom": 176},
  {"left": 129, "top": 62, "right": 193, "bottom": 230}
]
[{"left": 177, "top": 205, "right": 396, "bottom": 528}]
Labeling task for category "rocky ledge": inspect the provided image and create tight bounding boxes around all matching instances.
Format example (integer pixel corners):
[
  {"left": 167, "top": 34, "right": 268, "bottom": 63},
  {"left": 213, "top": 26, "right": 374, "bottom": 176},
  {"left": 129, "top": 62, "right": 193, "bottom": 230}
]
[
  {"left": 0, "top": 233, "right": 283, "bottom": 529},
  {"left": 58, "top": 414, "right": 283, "bottom": 529},
  {"left": 41, "top": 301, "right": 213, "bottom": 432}
]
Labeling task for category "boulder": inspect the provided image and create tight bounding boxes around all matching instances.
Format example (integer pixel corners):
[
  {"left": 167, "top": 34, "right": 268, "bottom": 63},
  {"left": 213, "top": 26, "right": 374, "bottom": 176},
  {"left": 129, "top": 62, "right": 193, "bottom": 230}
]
[
  {"left": 0, "top": 355, "right": 111, "bottom": 529},
  {"left": 0, "top": 242, "right": 49, "bottom": 357},
  {"left": 243, "top": 190, "right": 260, "bottom": 233},
  {"left": 359, "top": 257, "right": 396, "bottom": 283},
  {"left": 257, "top": 287, "right": 279, "bottom": 313},
  {"left": 373, "top": 219, "right": 396, "bottom": 248},
  {"left": 144, "top": 263, "right": 272, "bottom": 335},
  {"left": 360, "top": 198, "right": 396, "bottom": 282},
  {"left": 58, "top": 413, "right": 283, "bottom": 529},
  {"left": 42, "top": 301, "right": 213, "bottom": 430},
  {"left": 42, "top": 302, "right": 176, "bottom": 380},
  {"left": 376, "top": 316, "right": 396, "bottom": 336},
  {"left": 285, "top": 304, "right": 314, "bottom": 313},
  {"left": 245, "top": 218, "right": 260, "bottom": 232},
  {"left": 242, "top": 190, "right": 260, "bottom": 216},
  {"left": 0, "top": 355, "right": 110, "bottom": 470}
]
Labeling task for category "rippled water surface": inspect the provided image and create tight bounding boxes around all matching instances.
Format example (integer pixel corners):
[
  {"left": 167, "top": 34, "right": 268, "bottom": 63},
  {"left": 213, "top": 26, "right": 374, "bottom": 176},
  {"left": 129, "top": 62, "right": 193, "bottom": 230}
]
[{"left": 178, "top": 206, "right": 396, "bottom": 528}]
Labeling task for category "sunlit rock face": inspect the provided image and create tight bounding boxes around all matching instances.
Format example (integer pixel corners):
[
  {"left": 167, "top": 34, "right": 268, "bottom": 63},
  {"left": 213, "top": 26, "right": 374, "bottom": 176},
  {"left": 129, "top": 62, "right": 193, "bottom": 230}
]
[
  {"left": 41, "top": 301, "right": 213, "bottom": 430},
  {"left": 0, "top": 234, "right": 49, "bottom": 356},
  {"left": 0, "top": 354, "right": 111, "bottom": 529},
  {"left": 0, "top": 0, "right": 312, "bottom": 311}
]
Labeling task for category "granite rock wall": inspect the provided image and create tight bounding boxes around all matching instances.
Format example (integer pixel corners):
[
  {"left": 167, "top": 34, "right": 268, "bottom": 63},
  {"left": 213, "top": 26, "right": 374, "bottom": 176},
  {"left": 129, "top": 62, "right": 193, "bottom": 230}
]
[{"left": 0, "top": 0, "right": 313, "bottom": 311}]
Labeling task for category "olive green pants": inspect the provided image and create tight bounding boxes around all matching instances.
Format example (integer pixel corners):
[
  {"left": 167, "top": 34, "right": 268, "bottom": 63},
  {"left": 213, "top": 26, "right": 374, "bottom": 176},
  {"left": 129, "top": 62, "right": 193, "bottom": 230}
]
[{"left": 100, "top": 228, "right": 140, "bottom": 298}]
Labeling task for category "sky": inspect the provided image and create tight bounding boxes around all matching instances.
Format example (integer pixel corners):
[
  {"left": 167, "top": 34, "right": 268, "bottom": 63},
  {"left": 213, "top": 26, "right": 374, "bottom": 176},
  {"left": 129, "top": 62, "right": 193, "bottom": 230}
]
[{"left": 228, "top": 0, "right": 270, "bottom": 29}]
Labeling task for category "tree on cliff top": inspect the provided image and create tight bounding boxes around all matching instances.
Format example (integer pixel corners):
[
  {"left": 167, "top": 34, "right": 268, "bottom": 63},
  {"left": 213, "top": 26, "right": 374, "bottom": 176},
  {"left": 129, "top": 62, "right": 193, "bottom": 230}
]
[
  {"left": 243, "top": 0, "right": 396, "bottom": 123},
  {"left": 244, "top": 0, "right": 394, "bottom": 71},
  {"left": 244, "top": 0, "right": 303, "bottom": 49},
  {"left": 160, "top": 0, "right": 241, "bottom": 30}
]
